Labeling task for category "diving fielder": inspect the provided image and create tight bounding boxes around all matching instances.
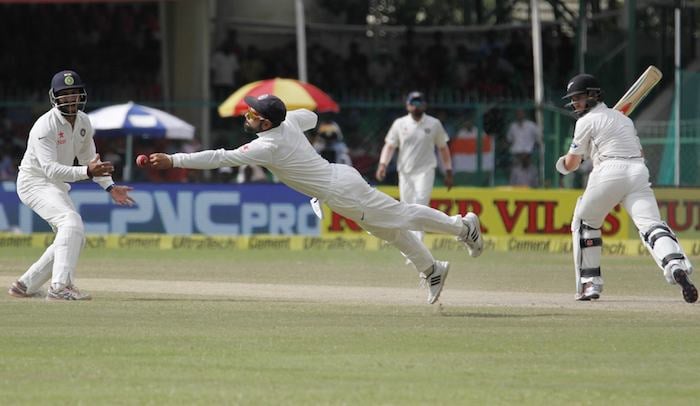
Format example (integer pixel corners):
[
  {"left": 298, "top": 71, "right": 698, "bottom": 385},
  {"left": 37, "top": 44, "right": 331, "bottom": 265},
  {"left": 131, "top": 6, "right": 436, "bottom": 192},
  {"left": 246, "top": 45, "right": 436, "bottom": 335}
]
[
  {"left": 147, "top": 94, "right": 483, "bottom": 304},
  {"left": 556, "top": 73, "right": 697, "bottom": 303},
  {"left": 8, "top": 70, "right": 134, "bottom": 301}
]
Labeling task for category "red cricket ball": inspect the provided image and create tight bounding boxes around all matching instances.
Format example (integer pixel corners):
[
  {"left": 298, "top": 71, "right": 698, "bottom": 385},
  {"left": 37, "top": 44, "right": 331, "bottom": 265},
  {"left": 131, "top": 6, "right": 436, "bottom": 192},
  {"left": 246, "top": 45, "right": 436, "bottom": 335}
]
[{"left": 136, "top": 154, "right": 149, "bottom": 168}]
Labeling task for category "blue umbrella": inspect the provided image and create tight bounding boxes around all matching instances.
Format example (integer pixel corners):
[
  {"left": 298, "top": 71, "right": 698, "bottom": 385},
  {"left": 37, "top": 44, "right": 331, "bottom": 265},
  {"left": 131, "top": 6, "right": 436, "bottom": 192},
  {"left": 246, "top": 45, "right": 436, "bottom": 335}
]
[{"left": 88, "top": 102, "right": 195, "bottom": 180}]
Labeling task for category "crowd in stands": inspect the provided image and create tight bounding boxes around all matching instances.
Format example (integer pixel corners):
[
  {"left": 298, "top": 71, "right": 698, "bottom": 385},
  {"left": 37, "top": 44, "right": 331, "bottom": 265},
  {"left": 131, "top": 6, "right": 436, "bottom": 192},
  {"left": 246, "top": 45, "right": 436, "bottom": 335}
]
[{"left": 0, "top": 4, "right": 577, "bottom": 188}]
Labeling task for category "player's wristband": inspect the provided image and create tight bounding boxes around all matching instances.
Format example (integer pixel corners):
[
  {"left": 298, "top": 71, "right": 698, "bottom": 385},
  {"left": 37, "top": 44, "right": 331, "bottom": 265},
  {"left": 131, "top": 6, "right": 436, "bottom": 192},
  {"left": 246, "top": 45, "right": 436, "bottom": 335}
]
[
  {"left": 105, "top": 184, "right": 115, "bottom": 193},
  {"left": 555, "top": 156, "right": 571, "bottom": 175}
]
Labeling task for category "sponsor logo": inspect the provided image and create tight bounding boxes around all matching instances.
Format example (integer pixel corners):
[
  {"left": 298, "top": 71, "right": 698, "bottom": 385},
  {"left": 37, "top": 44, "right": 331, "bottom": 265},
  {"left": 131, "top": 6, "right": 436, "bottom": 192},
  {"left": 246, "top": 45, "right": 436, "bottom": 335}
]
[{"left": 57, "top": 131, "right": 66, "bottom": 145}]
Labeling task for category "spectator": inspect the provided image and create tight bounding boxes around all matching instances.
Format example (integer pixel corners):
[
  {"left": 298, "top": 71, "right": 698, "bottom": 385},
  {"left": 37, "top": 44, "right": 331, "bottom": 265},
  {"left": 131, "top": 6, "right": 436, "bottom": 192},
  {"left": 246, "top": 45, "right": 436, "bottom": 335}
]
[
  {"left": 311, "top": 120, "right": 352, "bottom": 166},
  {"left": 211, "top": 40, "right": 240, "bottom": 102},
  {"left": 506, "top": 108, "right": 541, "bottom": 185},
  {"left": 509, "top": 153, "right": 538, "bottom": 187}
]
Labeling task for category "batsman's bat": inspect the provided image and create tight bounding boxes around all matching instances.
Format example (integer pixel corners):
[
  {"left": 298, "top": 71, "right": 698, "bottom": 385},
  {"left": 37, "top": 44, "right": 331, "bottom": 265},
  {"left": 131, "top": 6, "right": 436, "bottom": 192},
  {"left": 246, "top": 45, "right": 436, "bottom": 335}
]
[{"left": 613, "top": 65, "right": 663, "bottom": 116}]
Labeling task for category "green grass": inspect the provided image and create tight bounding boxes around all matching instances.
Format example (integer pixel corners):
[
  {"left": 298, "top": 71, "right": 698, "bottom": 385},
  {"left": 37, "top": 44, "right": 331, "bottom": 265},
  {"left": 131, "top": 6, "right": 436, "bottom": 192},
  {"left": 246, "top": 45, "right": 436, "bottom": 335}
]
[{"left": 1, "top": 247, "right": 700, "bottom": 404}]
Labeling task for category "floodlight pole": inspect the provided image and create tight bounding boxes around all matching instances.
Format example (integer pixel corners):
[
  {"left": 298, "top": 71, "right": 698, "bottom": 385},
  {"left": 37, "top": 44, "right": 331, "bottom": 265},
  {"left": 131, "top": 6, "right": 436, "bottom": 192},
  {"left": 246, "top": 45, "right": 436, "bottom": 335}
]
[
  {"left": 530, "top": 0, "right": 545, "bottom": 186},
  {"left": 674, "top": 6, "right": 681, "bottom": 186},
  {"left": 295, "top": 0, "right": 308, "bottom": 82}
]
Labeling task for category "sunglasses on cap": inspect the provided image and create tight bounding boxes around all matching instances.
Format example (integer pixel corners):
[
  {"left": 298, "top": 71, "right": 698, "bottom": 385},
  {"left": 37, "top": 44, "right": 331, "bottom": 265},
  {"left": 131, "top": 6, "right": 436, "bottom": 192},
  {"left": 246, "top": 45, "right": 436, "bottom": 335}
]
[{"left": 245, "top": 110, "right": 268, "bottom": 122}]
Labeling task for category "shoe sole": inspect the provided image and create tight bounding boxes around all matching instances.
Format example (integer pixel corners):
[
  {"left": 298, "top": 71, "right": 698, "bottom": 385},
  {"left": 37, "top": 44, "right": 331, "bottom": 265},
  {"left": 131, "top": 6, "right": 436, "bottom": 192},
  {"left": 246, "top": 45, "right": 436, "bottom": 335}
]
[
  {"left": 673, "top": 270, "right": 698, "bottom": 304},
  {"left": 8, "top": 289, "right": 32, "bottom": 298},
  {"left": 46, "top": 296, "right": 92, "bottom": 301},
  {"left": 8, "top": 284, "right": 39, "bottom": 299},
  {"left": 464, "top": 213, "right": 483, "bottom": 258},
  {"left": 576, "top": 293, "right": 600, "bottom": 301},
  {"left": 428, "top": 262, "right": 450, "bottom": 304}
]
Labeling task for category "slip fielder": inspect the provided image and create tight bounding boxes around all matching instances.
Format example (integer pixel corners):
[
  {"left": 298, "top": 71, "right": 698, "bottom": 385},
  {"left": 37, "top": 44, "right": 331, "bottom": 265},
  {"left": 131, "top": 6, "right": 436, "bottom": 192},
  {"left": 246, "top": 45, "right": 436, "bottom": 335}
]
[{"left": 7, "top": 70, "right": 134, "bottom": 301}]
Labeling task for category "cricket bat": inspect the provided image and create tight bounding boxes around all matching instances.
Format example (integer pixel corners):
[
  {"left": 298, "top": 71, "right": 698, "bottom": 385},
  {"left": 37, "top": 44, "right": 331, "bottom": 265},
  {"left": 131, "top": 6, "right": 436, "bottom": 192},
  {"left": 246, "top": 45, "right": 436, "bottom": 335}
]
[{"left": 613, "top": 65, "right": 663, "bottom": 116}]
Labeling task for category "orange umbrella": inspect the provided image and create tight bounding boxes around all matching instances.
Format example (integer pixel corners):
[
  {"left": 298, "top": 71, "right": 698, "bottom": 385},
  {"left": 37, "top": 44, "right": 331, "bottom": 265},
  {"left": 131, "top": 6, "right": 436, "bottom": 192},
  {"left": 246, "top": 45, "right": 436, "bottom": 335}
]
[{"left": 218, "top": 77, "right": 340, "bottom": 118}]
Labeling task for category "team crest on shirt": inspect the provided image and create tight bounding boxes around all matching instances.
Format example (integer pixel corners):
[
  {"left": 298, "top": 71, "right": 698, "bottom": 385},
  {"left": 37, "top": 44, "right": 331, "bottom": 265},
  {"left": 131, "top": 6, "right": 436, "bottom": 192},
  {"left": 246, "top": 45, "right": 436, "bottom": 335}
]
[
  {"left": 570, "top": 142, "right": 578, "bottom": 149},
  {"left": 57, "top": 131, "right": 66, "bottom": 145},
  {"left": 80, "top": 128, "right": 86, "bottom": 137},
  {"left": 424, "top": 128, "right": 431, "bottom": 134}
]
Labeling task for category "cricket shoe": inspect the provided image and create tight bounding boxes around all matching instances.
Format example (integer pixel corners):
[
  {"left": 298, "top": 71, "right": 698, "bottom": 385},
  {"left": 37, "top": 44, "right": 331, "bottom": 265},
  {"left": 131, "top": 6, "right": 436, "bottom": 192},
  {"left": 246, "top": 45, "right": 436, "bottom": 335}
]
[
  {"left": 576, "top": 282, "right": 602, "bottom": 301},
  {"left": 457, "top": 212, "right": 483, "bottom": 257},
  {"left": 672, "top": 267, "right": 698, "bottom": 304},
  {"left": 47, "top": 285, "right": 92, "bottom": 301},
  {"left": 8, "top": 280, "right": 41, "bottom": 298},
  {"left": 420, "top": 261, "right": 450, "bottom": 304}
]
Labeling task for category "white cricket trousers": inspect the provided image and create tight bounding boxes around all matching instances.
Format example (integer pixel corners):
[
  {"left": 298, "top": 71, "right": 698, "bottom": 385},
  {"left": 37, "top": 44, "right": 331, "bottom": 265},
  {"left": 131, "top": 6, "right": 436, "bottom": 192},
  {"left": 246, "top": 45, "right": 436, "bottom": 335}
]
[
  {"left": 325, "top": 164, "right": 462, "bottom": 273},
  {"left": 16, "top": 172, "right": 85, "bottom": 293},
  {"left": 575, "top": 160, "right": 661, "bottom": 231},
  {"left": 399, "top": 169, "right": 436, "bottom": 242}
]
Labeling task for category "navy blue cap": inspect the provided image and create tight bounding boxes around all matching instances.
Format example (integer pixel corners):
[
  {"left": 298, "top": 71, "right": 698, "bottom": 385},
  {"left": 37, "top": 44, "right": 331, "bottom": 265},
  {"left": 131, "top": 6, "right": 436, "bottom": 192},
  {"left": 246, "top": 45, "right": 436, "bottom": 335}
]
[
  {"left": 50, "top": 70, "right": 85, "bottom": 94},
  {"left": 244, "top": 94, "right": 287, "bottom": 126},
  {"left": 406, "top": 91, "right": 425, "bottom": 104}
]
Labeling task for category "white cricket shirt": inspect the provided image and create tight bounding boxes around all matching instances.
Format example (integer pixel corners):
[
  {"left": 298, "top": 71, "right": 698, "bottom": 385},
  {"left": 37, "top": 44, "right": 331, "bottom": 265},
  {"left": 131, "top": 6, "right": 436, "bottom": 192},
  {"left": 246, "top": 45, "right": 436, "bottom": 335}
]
[
  {"left": 19, "top": 108, "right": 112, "bottom": 188},
  {"left": 506, "top": 119, "right": 540, "bottom": 154},
  {"left": 384, "top": 113, "right": 449, "bottom": 174},
  {"left": 172, "top": 109, "right": 334, "bottom": 200},
  {"left": 568, "top": 102, "right": 643, "bottom": 166}
]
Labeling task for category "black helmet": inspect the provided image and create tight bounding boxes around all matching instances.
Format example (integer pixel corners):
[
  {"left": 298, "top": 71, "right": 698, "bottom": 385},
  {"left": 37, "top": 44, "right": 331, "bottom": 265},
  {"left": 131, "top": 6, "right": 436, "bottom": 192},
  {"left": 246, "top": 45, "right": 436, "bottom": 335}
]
[
  {"left": 562, "top": 73, "right": 602, "bottom": 118},
  {"left": 563, "top": 74, "right": 600, "bottom": 98},
  {"left": 49, "top": 70, "right": 87, "bottom": 116}
]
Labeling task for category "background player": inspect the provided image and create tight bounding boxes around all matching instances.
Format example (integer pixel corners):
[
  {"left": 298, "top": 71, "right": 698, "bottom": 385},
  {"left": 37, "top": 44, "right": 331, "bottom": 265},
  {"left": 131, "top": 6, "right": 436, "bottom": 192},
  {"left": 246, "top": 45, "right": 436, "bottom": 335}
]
[
  {"left": 375, "top": 91, "right": 453, "bottom": 243},
  {"left": 146, "top": 94, "right": 483, "bottom": 304},
  {"left": 556, "top": 73, "right": 697, "bottom": 303},
  {"left": 7, "top": 70, "right": 134, "bottom": 301}
]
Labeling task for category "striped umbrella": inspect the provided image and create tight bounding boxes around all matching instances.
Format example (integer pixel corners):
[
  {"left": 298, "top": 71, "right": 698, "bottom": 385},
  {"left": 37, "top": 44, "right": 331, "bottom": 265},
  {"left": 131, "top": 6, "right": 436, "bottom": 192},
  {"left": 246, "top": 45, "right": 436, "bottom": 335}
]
[{"left": 217, "top": 78, "right": 340, "bottom": 118}]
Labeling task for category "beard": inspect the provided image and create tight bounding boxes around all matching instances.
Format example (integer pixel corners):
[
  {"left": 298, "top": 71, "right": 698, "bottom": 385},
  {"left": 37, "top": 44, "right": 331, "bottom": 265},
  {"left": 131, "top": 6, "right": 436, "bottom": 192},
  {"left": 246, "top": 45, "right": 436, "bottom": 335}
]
[{"left": 243, "top": 121, "right": 259, "bottom": 134}]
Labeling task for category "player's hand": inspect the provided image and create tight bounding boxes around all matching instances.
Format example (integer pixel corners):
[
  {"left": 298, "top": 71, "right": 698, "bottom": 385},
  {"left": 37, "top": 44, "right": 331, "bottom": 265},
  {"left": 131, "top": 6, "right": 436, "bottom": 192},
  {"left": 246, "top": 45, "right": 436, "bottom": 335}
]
[
  {"left": 88, "top": 154, "right": 114, "bottom": 178},
  {"left": 555, "top": 156, "right": 571, "bottom": 175},
  {"left": 444, "top": 170, "right": 453, "bottom": 191},
  {"left": 149, "top": 153, "right": 173, "bottom": 170},
  {"left": 109, "top": 185, "right": 135, "bottom": 206},
  {"left": 375, "top": 164, "right": 386, "bottom": 181}
]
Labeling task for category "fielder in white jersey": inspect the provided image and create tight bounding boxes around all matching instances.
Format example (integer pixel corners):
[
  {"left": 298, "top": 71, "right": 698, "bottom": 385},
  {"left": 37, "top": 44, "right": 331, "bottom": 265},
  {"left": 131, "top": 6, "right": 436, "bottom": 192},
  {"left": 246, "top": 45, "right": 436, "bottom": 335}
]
[
  {"left": 375, "top": 91, "right": 453, "bottom": 243},
  {"left": 147, "top": 94, "right": 483, "bottom": 304},
  {"left": 7, "top": 70, "right": 135, "bottom": 301},
  {"left": 557, "top": 73, "right": 697, "bottom": 303}
]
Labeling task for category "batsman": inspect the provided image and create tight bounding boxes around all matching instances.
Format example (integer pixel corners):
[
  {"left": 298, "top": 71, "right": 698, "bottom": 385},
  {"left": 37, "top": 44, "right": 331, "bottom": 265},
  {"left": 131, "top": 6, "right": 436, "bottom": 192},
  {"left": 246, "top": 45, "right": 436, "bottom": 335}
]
[{"left": 556, "top": 73, "right": 697, "bottom": 303}]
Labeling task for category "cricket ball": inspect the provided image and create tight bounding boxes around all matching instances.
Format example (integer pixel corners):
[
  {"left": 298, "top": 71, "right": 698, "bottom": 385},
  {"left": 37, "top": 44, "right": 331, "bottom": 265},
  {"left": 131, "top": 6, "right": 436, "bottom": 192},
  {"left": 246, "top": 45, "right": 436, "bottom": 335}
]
[{"left": 136, "top": 154, "right": 149, "bottom": 168}]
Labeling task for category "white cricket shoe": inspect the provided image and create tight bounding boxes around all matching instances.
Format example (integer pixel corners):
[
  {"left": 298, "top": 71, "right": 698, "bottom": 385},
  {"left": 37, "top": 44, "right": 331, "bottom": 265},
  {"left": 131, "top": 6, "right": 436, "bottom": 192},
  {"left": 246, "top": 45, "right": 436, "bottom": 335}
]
[
  {"left": 47, "top": 285, "right": 92, "bottom": 301},
  {"left": 420, "top": 261, "right": 450, "bottom": 304},
  {"left": 576, "top": 282, "right": 603, "bottom": 301},
  {"left": 457, "top": 212, "right": 483, "bottom": 257}
]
